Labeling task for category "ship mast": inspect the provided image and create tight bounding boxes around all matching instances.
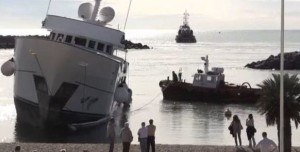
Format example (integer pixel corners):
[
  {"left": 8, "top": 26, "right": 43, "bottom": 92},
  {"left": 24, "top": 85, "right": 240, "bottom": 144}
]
[
  {"left": 91, "top": 0, "right": 102, "bottom": 21},
  {"left": 183, "top": 10, "right": 189, "bottom": 26},
  {"left": 201, "top": 55, "right": 209, "bottom": 74}
]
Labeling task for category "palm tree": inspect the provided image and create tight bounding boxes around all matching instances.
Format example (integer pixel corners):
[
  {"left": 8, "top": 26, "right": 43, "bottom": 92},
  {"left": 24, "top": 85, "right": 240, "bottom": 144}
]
[{"left": 257, "top": 73, "right": 300, "bottom": 152}]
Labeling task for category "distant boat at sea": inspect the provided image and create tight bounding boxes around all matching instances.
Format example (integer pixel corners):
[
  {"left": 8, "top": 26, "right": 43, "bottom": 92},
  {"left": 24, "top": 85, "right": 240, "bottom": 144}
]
[{"left": 175, "top": 11, "right": 196, "bottom": 43}]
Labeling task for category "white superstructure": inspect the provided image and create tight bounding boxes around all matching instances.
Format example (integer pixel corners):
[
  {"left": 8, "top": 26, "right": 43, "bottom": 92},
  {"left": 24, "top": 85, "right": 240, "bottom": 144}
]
[
  {"left": 192, "top": 56, "right": 225, "bottom": 89},
  {"left": 2, "top": 0, "right": 132, "bottom": 126}
]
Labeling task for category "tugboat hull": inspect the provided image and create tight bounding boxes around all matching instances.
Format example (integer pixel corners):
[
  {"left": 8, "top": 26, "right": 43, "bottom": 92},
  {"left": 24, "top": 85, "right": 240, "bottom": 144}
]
[
  {"left": 159, "top": 80, "right": 260, "bottom": 103},
  {"left": 175, "top": 36, "right": 196, "bottom": 43}
]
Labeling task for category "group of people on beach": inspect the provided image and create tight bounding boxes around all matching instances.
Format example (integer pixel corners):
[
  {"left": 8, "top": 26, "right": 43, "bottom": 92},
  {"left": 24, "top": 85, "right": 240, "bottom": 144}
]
[
  {"left": 107, "top": 118, "right": 156, "bottom": 152},
  {"left": 229, "top": 114, "right": 277, "bottom": 151},
  {"left": 11, "top": 114, "right": 279, "bottom": 152}
]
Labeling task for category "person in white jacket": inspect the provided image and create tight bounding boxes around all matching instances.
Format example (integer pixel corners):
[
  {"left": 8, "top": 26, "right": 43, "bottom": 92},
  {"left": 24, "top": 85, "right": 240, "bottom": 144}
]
[{"left": 138, "top": 122, "right": 148, "bottom": 152}]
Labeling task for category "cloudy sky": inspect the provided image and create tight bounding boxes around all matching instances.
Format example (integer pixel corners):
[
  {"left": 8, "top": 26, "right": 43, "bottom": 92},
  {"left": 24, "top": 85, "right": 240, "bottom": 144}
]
[{"left": 0, "top": 0, "right": 300, "bottom": 30}]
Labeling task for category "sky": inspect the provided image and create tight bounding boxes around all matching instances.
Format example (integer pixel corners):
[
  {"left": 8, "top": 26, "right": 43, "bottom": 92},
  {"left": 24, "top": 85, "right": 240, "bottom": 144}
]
[{"left": 1, "top": 0, "right": 300, "bottom": 30}]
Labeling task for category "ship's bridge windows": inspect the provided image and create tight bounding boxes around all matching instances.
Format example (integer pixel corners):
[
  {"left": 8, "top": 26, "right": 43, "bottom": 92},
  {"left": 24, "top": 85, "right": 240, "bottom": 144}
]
[
  {"left": 50, "top": 32, "right": 56, "bottom": 40},
  {"left": 106, "top": 45, "right": 113, "bottom": 54},
  {"left": 195, "top": 75, "right": 202, "bottom": 81},
  {"left": 65, "top": 35, "right": 73, "bottom": 43},
  {"left": 57, "top": 33, "right": 64, "bottom": 42},
  {"left": 207, "top": 76, "right": 216, "bottom": 82},
  {"left": 97, "top": 42, "right": 105, "bottom": 51},
  {"left": 207, "top": 76, "right": 212, "bottom": 81},
  {"left": 74, "top": 37, "right": 87, "bottom": 46},
  {"left": 88, "top": 40, "right": 96, "bottom": 49}
]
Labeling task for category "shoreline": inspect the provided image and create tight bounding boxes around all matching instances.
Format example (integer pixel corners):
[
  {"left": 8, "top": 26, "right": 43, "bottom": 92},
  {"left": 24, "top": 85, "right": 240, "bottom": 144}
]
[{"left": 1, "top": 143, "right": 300, "bottom": 152}]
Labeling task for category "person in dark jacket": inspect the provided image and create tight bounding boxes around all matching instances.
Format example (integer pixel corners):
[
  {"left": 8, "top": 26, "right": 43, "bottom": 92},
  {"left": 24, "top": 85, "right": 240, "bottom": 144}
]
[
  {"left": 147, "top": 119, "right": 156, "bottom": 152},
  {"left": 246, "top": 114, "right": 256, "bottom": 148},
  {"left": 120, "top": 122, "right": 133, "bottom": 152},
  {"left": 230, "top": 115, "right": 243, "bottom": 147}
]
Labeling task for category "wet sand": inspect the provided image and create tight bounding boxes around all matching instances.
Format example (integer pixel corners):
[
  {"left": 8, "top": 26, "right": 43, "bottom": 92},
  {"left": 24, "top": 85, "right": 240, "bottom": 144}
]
[{"left": 1, "top": 143, "right": 300, "bottom": 152}]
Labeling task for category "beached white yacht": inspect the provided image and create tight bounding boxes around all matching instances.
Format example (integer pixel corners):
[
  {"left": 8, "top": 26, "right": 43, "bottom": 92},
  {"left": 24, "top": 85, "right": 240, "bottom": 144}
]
[{"left": 1, "top": 0, "right": 132, "bottom": 126}]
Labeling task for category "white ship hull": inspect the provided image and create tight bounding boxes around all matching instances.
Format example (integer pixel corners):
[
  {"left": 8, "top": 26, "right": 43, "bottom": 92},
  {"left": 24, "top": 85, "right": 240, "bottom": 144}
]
[{"left": 14, "top": 37, "right": 123, "bottom": 126}]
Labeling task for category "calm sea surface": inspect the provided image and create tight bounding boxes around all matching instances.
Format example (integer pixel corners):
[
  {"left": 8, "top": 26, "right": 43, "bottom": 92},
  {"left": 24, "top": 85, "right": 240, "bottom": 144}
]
[{"left": 0, "top": 30, "right": 300, "bottom": 145}]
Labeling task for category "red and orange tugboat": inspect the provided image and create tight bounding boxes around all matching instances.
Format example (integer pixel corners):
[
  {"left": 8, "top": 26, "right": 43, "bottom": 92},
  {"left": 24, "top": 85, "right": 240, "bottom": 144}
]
[{"left": 159, "top": 56, "right": 261, "bottom": 103}]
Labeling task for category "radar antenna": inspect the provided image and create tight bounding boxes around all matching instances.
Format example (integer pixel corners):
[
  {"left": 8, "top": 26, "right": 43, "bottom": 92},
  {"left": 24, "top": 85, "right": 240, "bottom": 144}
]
[
  {"left": 46, "top": 0, "right": 52, "bottom": 16},
  {"left": 124, "top": 0, "right": 133, "bottom": 30},
  {"left": 91, "top": 0, "right": 102, "bottom": 21}
]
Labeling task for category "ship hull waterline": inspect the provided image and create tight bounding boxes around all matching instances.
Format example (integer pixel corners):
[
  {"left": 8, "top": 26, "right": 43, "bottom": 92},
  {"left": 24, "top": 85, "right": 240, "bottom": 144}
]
[{"left": 14, "top": 96, "right": 106, "bottom": 127}]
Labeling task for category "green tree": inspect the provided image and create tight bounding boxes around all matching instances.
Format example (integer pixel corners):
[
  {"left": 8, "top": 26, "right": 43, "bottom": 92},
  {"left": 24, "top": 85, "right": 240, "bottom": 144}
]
[{"left": 257, "top": 74, "right": 300, "bottom": 152}]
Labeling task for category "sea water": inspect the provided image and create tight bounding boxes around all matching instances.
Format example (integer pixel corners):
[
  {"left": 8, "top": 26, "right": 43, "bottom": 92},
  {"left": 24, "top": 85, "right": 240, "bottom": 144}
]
[{"left": 0, "top": 29, "right": 300, "bottom": 145}]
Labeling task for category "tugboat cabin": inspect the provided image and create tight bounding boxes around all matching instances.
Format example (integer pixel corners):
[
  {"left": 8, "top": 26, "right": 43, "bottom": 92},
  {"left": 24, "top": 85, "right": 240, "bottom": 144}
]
[{"left": 192, "top": 56, "right": 225, "bottom": 89}]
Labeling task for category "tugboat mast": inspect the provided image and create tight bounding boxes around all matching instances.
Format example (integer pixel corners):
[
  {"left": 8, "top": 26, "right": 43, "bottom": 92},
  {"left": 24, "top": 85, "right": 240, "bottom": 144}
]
[
  {"left": 201, "top": 55, "right": 209, "bottom": 74},
  {"left": 183, "top": 10, "right": 189, "bottom": 26}
]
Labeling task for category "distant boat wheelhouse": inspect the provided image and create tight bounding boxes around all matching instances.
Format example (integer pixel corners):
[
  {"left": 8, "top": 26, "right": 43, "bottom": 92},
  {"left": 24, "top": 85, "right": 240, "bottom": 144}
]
[{"left": 175, "top": 11, "right": 196, "bottom": 43}]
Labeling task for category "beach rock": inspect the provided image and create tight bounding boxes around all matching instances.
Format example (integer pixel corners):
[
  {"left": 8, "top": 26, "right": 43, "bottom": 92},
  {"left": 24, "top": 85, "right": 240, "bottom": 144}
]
[
  {"left": 245, "top": 51, "right": 300, "bottom": 70},
  {"left": 0, "top": 35, "right": 15, "bottom": 49},
  {"left": 122, "top": 40, "right": 150, "bottom": 49}
]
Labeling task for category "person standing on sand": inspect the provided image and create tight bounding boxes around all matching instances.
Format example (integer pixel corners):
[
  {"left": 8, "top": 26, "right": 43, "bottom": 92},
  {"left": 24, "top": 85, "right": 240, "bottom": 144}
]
[
  {"left": 246, "top": 114, "right": 256, "bottom": 148},
  {"left": 138, "top": 122, "right": 148, "bottom": 152},
  {"left": 230, "top": 115, "right": 243, "bottom": 147},
  {"left": 147, "top": 119, "right": 156, "bottom": 152},
  {"left": 107, "top": 118, "right": 116, "bottom": 152},
  {"left": 255, "top": 132, "right": 277, "bottom": 152},
  {"left": 120, "top": 122, "right": 133, "bottom": 152}
]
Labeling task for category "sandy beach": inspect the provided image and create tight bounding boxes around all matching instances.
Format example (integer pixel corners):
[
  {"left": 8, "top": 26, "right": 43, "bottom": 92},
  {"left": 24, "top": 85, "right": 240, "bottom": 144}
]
[{"left": 1, "top": 143, "right": 300, "bottom": 152}]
